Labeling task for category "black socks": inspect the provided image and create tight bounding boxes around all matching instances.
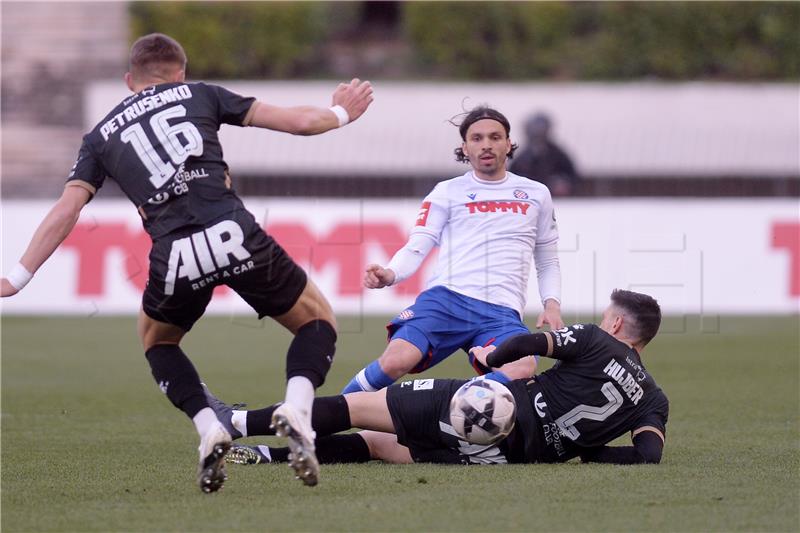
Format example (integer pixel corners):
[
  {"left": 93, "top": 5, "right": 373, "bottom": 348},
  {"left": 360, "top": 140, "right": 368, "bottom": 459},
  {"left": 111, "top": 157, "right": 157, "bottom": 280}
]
[{"left": 144, "top": 344, "right": 208, "bottom": 418}]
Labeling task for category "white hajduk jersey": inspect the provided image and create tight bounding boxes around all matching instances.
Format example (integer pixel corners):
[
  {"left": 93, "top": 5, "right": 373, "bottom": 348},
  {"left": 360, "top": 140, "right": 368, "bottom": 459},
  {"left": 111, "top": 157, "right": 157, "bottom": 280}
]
[{"left": 409, "top": 171, "right": 559, "bottom": 317}]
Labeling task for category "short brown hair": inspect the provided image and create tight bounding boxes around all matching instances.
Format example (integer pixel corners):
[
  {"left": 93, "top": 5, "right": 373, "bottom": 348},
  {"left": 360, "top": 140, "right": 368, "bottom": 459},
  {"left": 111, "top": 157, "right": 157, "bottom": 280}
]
[
  {"left": 129, "top": 33, "right": 187, "bottom": 81},
  {"left": 610, "top": 289, "right": 662, "bottom": 347}
]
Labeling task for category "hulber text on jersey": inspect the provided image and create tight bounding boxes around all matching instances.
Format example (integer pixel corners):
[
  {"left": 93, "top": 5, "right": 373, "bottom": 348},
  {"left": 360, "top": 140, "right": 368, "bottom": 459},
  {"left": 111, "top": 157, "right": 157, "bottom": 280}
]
[{"left": 603, "top": 359, "right": 644, "bottom": 405}]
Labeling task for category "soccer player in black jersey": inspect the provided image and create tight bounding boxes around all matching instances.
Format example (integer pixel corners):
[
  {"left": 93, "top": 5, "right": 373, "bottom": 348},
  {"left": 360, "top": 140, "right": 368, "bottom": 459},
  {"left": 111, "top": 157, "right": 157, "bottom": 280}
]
[
  {"left": 207, "top": 290, "right": 667, "bottom": 466},
  {"left": 1, "top": 33, "right": 373, "bottom": 492}
]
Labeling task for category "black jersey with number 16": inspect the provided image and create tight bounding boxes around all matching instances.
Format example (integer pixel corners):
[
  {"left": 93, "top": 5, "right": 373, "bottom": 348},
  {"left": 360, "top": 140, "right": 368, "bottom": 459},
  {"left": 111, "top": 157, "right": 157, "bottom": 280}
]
[
  {"left": 66, "top": 82, "right": 257, "bottom": 239},
  {"left": 505, "top": 324, "right": 669, "bottom": 462}
]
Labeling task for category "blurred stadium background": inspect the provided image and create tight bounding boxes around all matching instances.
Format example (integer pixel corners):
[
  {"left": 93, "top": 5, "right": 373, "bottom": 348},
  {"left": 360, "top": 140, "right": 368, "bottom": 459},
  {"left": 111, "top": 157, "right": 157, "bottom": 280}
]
[
  {"left": 1, "top": 2, "right": 798, "bottom": 531},
  {"left": 2, "top": 1, "right": 798, "bottom": 318}
]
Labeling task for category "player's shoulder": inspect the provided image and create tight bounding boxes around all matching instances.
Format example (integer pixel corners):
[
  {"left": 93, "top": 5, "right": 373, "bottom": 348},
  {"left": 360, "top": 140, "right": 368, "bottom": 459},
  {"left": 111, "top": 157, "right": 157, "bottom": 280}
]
[
  {"left": 440, "top": 172, "right": 473, "bottom": 187},
  {"left": 184, "top": 81, "right": 216, "bottom": 93},
  {"left": 506, "top": 172, "right": 553, "bottom": 197},
  {"left": 555, "top": 322, "right": 600, "bottom": 336},
  {"left": 427, "top": 172, "right": 471, "bottom": 197}
]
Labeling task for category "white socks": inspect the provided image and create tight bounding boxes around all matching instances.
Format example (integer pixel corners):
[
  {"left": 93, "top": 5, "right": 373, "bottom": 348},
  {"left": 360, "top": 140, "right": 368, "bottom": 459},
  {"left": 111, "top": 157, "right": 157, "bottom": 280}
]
[
  {"left": 192, "top": 407, "right": 219, "bottom": 437},
  {"left": 231, "top": 410, "right": 248, "bottom": 437},
  {"left": 284, "top": 376, "right": 315, "bottom": 416}
]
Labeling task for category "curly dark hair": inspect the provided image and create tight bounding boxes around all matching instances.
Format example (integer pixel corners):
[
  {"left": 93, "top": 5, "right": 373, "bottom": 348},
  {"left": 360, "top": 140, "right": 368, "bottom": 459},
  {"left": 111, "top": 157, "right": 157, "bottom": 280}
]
[
  {"left": 451, "top": 105, "right": 518, "bottom": 163},
  {"left": 610, "top": 289, "right": 662, "bottom": 347}
]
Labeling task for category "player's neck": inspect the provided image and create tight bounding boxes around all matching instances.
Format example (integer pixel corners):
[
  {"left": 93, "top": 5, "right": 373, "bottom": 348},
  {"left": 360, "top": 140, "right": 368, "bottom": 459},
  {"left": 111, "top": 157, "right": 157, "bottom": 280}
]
[
  {"left": 131, "top": 78, "right": 178, "bottom": 93},
  {"left": 471, "top": 169, "right": 507, "bottom": 183}
]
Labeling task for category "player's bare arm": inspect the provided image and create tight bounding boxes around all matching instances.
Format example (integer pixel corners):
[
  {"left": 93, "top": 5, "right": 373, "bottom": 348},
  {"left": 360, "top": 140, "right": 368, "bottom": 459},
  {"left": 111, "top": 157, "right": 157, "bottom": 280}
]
[
  {"left": 247, "top": 78, "right": 373, "bottom": 135},
  {"left": 1, "top": 185, "right": 91, "bottom": 297}
]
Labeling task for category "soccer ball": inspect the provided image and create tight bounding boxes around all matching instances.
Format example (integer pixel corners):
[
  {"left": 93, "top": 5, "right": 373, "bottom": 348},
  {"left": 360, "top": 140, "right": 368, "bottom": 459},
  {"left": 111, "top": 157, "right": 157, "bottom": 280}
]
[{"left": 449, "top": 379, "right": 516, "bottom": 445}]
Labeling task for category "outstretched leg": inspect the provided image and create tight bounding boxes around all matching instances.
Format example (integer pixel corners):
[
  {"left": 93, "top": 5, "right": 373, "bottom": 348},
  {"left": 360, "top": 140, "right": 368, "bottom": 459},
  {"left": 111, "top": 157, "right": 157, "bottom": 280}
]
[{"left": 228, "top": 431, "right": 412, "bottom": 465}]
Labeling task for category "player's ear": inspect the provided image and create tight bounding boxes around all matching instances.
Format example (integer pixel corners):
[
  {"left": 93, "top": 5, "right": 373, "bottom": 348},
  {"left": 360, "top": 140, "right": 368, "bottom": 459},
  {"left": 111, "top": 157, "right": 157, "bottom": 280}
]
[
  {"left": 611, "top": 315, "right": 625, "bottom": 333},
  {"left": 611, "top": 314, "right": 624, "bottom": 335},
  {"left": 124, "top": 72, "right": 135, "bottom": 92}
]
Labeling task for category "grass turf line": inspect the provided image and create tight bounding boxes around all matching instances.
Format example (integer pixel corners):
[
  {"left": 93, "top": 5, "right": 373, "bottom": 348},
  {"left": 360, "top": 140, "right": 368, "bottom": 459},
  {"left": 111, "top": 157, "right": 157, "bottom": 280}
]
[{"left": 1, "top": 315, "right": 798, "bottom": 532}]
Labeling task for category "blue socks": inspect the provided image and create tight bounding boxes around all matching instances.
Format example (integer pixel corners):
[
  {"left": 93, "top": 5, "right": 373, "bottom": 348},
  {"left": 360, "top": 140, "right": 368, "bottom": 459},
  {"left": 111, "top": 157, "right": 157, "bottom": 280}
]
[
  {"left": 341, "top": 360, "right": 396, "bottom": 393},
  {"left": 481, "top": 370, "right": 510, "bottom": 384}
]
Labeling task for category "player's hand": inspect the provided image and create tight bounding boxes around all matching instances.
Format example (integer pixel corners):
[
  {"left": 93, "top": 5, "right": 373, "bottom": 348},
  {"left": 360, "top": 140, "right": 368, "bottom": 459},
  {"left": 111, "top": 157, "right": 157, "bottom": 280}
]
[
  {"left": 469, "top": 345, "right": 496, "bottom": 369},
  {"left": 536, "top": 299, "right": 564, "bottom": 330},
  {"left": 363, "top": 264, "right": 396, "bottom": 289},
  {"left": 332, "top": 78, "right": 374, "bottom": 123},
  {"left": 1, "top": 278, "right": 20, "bottom": 297}
]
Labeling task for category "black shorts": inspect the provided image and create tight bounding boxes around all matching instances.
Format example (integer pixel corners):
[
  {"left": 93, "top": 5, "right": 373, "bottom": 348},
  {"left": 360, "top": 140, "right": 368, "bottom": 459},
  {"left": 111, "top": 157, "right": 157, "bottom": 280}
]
[
  {"left": 386, "top": 378, "right": 509, "bottom": 465},
  {"left": 142, "top": 209, "right": 307, "bottom": 331}
]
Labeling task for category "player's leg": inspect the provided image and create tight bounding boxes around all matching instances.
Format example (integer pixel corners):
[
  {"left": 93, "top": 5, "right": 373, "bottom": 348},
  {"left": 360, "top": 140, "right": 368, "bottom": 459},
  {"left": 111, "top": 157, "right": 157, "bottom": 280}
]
[
  {"left": 228, "top": 218, "right": 337, "bottom": 486},
  {"left": 269, "top": 278, "right": 338, "bottom": 486},
  {"left": 138, "top": 309, "right": 231, "bottom": 494},
  {"left": 228, "top": 430, "right": 412, "bottom": 465},
  {"left": 139, "top": 234, "right": 230, "bottom": 494},
  {"left": 343, "top": 287, "right": 490, "bottom": 393},
  {"left": 205, "top": 386, "right": 393, "bottom": 438},
  {"left": 341, "top": 338, "right": 424, "bottom": 393}
]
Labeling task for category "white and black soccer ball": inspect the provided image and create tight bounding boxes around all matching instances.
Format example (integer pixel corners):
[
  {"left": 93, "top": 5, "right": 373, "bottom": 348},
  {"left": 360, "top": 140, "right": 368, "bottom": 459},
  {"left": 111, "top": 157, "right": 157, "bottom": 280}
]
[{"left": 449, "top": 379, "right": 516, "bottom": 445}]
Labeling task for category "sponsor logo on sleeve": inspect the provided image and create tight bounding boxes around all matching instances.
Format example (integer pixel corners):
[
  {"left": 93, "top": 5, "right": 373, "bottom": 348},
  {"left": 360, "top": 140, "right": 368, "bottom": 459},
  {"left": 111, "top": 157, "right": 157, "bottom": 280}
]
[
  {"left": 413, "top": 379, "right": 434, "bottom": 390},
  {"left": 415, "top": 201, "right": 431, "bottom": 226}
]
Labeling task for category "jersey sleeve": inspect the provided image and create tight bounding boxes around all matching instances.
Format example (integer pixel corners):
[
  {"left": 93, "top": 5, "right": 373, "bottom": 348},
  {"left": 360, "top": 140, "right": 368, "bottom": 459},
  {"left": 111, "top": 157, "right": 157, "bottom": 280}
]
[
  {"left": 408, "top": 182, "right": 449, "bottom": 245},
  {"left": 65, "top": 137, "right": 106, "bottom": 196},
  {"left": 547, "top": 323, "right": 598, "bottom": 361},
  {"left": 634, "top": 392, "right": 669, "bottom": 438},
  {"left": 206, "top": 84, "right": 257, "bottom": 126},
  {"left": 536, "top": 187, "right": 558, "bottom": 246}
]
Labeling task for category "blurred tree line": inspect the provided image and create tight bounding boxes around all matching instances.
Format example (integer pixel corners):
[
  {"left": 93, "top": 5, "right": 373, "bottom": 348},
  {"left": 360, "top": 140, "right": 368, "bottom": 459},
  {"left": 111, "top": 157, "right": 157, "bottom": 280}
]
[{"left": 131, "top": 1, "right": 800, "bottom": 80}]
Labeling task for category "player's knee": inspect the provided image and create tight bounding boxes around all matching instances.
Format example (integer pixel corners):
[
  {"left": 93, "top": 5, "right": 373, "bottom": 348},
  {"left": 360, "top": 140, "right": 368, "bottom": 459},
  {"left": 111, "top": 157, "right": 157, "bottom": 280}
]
[
  {"left": 378, "top": 341, "right": 422, "bottom": 379},
  {"left": 377, "top": 353, "right": 415, "bottom": 379},
  {"left": 138, "top": 310, "right": 184, "bottom": 351}
]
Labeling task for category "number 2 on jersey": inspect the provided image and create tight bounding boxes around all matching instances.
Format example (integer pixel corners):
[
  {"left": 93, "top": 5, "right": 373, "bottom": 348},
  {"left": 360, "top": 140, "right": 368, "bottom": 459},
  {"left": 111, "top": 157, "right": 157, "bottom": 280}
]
[
  {"left": 120, "top": 105, "right": 203, "bottom": 188},
  {"left": 555, "top": 382, "right": 624, "bottom": 440}
]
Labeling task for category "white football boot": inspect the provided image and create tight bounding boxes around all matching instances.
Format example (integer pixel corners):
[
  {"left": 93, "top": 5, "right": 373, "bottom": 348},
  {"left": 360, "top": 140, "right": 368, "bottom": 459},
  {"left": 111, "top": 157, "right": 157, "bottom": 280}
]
[
  {"left": 196, "top": 422, "right": 232, "bottom": 493},
  {"left": 270, "top": 403, "right": 319, "bottom": 487}
]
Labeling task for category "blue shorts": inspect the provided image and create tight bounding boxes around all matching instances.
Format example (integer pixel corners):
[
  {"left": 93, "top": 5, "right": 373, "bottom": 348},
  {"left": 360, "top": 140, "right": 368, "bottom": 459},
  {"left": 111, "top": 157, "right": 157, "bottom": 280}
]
[{"left": 386, "top": 286, "right": 530, "bottom": 374}]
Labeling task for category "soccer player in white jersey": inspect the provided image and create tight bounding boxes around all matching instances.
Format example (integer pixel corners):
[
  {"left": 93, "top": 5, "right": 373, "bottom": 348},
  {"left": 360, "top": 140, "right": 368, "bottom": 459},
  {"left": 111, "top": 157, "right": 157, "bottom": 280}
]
[{"left": 342, "top": 106, "right": 564, "bottom": 394}]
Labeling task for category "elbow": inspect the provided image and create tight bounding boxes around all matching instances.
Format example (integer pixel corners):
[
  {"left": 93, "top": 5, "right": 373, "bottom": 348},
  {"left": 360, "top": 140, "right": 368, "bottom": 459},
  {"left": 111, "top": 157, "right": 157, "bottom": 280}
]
[{"left": 641, "top": 452, "right": 662, "bottom": 464}]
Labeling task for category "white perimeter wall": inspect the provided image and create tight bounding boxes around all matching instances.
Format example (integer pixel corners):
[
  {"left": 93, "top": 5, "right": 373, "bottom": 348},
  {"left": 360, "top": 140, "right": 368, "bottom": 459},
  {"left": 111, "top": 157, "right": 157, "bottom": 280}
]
[
  {"left": 87, "top": 81, "right": 800, "bottom": 177},
  {"left": 2, "top": 198, "right": 798, "bottom": 317}
]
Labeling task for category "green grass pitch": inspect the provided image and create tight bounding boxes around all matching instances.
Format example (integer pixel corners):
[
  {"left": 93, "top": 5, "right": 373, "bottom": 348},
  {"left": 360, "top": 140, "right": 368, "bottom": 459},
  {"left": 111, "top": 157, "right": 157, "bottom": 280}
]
[{"left": 2, "top": 314, "right": 798, "bottom": 532}]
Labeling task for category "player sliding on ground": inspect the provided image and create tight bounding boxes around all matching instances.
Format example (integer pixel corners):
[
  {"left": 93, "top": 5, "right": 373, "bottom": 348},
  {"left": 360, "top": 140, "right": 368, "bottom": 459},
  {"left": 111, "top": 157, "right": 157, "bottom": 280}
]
[
  {"left": 0, "top": 33, "right": 373, "bottom": 492},
  {"left": 341, "top": 105, "right": 564, "bottom": 394},
  {"left": 208, "top": 290, "right": 668, "bottom": 465}
]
